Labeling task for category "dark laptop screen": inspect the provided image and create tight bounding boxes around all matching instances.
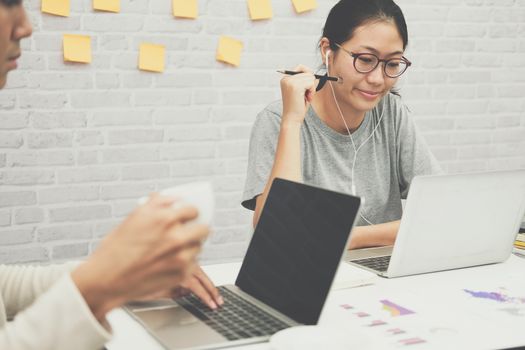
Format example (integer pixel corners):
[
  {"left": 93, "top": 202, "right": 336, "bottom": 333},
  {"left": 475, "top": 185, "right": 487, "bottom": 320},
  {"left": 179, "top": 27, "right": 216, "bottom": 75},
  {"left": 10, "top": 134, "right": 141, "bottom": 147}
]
[{"left": 235, "top": 178, "right": 361, "bottom": 325}]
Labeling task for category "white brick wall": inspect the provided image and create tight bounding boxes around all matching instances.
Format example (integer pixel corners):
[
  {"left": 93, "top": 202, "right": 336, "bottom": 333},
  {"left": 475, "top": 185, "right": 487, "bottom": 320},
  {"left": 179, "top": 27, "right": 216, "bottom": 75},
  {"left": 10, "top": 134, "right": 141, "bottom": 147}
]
[{"left": 1, "top": 0, "right": 524, "bottom": 264}]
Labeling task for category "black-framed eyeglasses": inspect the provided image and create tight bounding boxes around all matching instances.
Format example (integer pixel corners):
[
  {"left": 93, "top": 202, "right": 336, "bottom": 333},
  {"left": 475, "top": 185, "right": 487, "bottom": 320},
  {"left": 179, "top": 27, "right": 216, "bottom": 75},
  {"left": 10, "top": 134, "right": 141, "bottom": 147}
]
[{"left": 335, "top": 44, "right": 412, "bottom": 78}]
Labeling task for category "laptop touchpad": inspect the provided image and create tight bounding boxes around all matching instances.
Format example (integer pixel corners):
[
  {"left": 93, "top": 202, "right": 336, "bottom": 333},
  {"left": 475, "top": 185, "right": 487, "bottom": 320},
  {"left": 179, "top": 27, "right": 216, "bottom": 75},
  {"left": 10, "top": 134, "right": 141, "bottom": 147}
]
[{"left": 133, "top": 305, "right": 225, "bottom": 347}]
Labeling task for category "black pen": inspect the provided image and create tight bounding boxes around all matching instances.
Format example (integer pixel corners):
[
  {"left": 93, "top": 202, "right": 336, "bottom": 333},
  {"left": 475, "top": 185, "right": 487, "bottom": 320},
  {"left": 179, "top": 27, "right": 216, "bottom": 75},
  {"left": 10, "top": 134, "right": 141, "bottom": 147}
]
[{"left": 276, "top": 70, "right": 341, "bottom": 83}]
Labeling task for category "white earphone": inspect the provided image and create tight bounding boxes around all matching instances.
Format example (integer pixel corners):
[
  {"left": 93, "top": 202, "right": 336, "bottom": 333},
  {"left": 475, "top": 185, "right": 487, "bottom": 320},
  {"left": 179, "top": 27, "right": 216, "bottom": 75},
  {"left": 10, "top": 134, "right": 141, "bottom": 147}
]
[{"left": 325, "top": 45, "right": 385, "bottom": 225}]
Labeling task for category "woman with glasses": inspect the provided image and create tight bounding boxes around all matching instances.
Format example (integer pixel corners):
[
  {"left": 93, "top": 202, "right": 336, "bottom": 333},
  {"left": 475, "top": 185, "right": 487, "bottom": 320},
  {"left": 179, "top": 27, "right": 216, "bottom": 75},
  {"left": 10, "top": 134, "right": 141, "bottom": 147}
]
[{"left": 242, "top": 0, "right": 442, "bottom": 249}]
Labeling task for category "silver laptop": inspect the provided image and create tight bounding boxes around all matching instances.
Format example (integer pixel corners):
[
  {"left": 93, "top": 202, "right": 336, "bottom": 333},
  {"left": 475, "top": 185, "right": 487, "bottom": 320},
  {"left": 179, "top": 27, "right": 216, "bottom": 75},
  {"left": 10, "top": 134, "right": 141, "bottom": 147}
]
[
  {"left": 346, "top": 170, "right": 525, "bottom": 278},
  {"left": 126, "top": 178, "right": 361, "bottom": 350}
]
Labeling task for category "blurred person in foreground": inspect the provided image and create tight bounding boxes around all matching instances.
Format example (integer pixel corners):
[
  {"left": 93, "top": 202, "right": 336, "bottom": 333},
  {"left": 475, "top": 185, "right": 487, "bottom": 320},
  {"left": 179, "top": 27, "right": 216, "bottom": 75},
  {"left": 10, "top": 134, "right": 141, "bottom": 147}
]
[{"left": 0, "top": 1, "right": 221, "bottom": 348}]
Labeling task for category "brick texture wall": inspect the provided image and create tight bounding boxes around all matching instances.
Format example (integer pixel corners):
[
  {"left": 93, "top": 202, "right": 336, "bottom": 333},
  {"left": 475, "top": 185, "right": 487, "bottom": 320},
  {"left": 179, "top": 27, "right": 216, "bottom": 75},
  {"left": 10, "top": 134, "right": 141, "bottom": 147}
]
[{"left": 1, "top": 0, "right": 524, "bottom": 264}]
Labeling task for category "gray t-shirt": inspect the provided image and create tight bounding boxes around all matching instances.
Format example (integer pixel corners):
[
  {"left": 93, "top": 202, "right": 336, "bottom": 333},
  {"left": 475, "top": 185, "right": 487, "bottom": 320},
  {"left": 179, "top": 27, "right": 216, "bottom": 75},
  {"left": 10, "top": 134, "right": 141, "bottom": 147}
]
[{"left": 241, "top": 93, "right": 442, "bottom": 226}]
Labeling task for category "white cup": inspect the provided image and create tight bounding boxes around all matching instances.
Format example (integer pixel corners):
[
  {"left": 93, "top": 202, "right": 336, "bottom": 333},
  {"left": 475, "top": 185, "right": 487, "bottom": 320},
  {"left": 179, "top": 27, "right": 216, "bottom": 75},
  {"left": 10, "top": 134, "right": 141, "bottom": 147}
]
[{"left": 138, "top": 181, "right": 214, "bottom": 225}]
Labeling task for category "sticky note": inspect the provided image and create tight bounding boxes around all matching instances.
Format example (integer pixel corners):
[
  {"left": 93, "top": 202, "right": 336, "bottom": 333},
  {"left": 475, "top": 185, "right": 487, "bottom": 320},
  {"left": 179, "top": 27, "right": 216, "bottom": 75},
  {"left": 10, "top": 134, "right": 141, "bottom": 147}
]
[
  {"left": 63, "top": 34, "right": 92, "bottom": 64},
  {"left": 93, "top": 0, "right": 120, "bottom": 13},
  {"left": 172, "top": 0, "right": 198, "bottom": 19},
  {"left": 216, "top": 36, "right": 243, "bottom": 67},
  {"left": 292, "top": 0, "right": 317, "bottom": 13},
  {"left": 41, "top": 0, "right": 70, "bottom": 17},
  {"left": 139, "top": 43, "right": 166, "bottom": 73},
  {"left": 248, "top": 0, "right": 273, "bottom": 20}
]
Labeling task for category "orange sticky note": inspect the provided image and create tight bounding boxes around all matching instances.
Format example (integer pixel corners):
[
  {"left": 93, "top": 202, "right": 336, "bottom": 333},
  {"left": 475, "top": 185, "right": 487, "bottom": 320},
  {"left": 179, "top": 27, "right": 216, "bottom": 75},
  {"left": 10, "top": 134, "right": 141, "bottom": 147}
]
[
  {"left": 93, "top": 0, "right": 120, "bottom": 13},
  {"left": 41, "top": 0, "right": 70, "bottom": 17},
  {"left": 248, "top": 0, "right": 273, "bottom": 20},
  {"left": 172, "top": 0, "right": 198, "bottom": 19},
  {"left": 292, "top": 0, "right": 317, "bottom": 13},
  {"left": 63, "top": 34, "right": 92, "bottom": 63},
  {"left": 216, "top": 36, "right": 243, "bottom": 67},
  {"left": 139, "top": 43, "right": 166, "bottom": 73}
]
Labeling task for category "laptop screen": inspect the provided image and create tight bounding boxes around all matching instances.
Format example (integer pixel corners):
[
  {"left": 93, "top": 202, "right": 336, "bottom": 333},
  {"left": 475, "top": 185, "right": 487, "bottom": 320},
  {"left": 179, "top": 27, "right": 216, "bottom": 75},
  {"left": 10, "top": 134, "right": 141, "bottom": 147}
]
[{"left": 235, "top": 178, "right": 361, "bottom": 325}]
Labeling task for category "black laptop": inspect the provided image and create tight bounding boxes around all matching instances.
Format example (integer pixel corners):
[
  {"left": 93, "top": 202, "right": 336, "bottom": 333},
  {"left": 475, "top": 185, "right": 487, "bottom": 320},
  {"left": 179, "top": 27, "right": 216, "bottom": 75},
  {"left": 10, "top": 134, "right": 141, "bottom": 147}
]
[{"left": 126, "top": 178, "right": 361, "bottom": 349}]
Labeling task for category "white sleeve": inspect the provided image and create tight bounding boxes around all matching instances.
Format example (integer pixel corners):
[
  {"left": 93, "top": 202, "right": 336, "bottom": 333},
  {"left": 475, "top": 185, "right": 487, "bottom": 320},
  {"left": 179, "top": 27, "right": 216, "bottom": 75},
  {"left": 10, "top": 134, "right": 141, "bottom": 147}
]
[
  {"left": 0, "top": 274, "right": 112, "bottom": 350},
  {"left": 0, "top": 262, "right": 79, "bottom": 319}
]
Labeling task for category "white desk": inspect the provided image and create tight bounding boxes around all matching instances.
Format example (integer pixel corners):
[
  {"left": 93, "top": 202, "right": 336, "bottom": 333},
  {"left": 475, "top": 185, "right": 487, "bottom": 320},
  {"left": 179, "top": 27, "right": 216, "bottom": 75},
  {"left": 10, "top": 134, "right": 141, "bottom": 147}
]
[{"left": 106, "top": 255, "right": 525, "bottom": 350}]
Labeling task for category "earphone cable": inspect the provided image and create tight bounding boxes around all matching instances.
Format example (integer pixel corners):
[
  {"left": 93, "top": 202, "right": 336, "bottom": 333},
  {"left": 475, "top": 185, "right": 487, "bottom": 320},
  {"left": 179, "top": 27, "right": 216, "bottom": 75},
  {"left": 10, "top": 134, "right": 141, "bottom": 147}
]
[{"left": 326, "top": 53, "right": 385, "bottom": 225}]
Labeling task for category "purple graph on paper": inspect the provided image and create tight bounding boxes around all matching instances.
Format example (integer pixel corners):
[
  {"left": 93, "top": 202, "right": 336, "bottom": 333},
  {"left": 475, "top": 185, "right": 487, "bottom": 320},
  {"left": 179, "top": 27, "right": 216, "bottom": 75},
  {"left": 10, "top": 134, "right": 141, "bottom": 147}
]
[
  {"left": 380, "top": 299, "right": 415, "bottom": 316},
  {"left": 463, "top": 289, "right": 525, "bottom": 304}
]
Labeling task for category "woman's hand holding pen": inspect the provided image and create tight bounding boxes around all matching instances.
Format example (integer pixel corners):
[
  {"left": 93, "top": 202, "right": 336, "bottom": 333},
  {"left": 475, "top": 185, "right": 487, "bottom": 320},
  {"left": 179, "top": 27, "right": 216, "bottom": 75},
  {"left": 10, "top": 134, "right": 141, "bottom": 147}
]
[
  {"left": 280, "top": 64, "right": 316, "bottom": 126},
  {"left": 253, "top": 65, "right": 312, "bottom": 227}
]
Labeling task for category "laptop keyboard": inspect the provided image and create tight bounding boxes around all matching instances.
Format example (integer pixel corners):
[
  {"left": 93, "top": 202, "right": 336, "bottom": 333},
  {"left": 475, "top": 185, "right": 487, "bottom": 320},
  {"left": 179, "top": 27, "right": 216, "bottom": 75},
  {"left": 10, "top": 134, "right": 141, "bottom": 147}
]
[
  {"left": 351, "top": 255, "right": 391, "bottom": 272},
  {"left": 176, "top": 286, "right": 290, "bottom": 341}
]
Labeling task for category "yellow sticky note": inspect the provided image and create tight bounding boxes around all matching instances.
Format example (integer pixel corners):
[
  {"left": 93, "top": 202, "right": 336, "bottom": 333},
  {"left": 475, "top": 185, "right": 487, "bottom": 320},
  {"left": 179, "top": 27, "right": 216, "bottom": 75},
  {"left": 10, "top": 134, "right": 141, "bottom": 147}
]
[
  {"left": 292, "top": 0, "right": 317, "bottom": 13},
  {"left": 172, "top": 0, "right": 198, "bottom": 19},
  {"left": 139, "top": 43, "right": 166, "bottom": 73},
  {"left": 41, "top": 0, "right": 70, "bottom": 17},
  {"left": 248, "top": 0, "right": 273, "bottom": 20},
  {"left": 216, "top": 36, "right": 243, "bottom": 67},
  {"left": 93, "top": 0, "right": 120, "bottom": 13},
  {"left": 63, "top": 34, "right": 92, "bottom": 64}
]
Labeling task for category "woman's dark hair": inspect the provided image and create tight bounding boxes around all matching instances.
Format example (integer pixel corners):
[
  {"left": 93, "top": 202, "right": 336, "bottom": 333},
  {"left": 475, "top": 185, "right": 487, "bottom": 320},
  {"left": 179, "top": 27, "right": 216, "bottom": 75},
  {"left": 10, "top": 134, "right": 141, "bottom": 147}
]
[
  {"left": 0, "top": 0, "right": 22, "bottom": 6},
  {"left": 322, "top": 0, "right": 408, "bottom": 52}
]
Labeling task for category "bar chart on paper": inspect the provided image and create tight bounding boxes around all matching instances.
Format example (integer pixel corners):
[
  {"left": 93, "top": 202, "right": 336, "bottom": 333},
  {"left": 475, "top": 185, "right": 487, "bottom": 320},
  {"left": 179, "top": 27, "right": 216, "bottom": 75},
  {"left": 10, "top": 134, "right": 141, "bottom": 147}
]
[
  {"left": 325, "top": 286, "right": 496, "bottom": 349},
  {"left": 330, "top": 292, "right": 435, "bottom": 348},
  {"left": 323, "top": 258, "right": 525, "bottom": 349}
]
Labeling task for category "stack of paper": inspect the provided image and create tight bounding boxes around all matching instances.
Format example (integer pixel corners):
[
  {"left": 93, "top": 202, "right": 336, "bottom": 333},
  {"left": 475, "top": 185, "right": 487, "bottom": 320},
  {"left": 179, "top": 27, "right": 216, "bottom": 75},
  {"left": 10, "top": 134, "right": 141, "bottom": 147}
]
[
  {"left": 515, "top": 214, "right": 525, "bottom": 258},
  {"left": 515, "top": 213, "right": 525, "bottom": 257},
  {"left": 514, "top": 233, "right": 525, "bottom": 257}
]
